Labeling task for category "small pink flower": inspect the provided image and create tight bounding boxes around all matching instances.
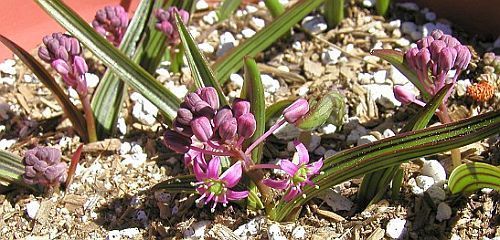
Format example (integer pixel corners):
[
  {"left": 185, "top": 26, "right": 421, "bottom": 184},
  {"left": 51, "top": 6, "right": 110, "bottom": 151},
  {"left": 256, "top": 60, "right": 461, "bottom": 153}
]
[
  {"left": 263, "top": 141, "right": 323, "bottom": 202},
  {"left": 193, "top": 157, "right": 248, "bottom": 212}
]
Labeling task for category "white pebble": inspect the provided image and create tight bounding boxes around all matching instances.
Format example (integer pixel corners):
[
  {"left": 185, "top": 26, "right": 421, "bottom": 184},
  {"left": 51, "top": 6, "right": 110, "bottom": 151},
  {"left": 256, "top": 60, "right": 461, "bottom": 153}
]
[
  {"left": 321, "top": 48, "right": 342, "bottom": 65},
  {"left": 198, "top": 42, "right": 215, "bottom": 54},
  {"left": 390, "top": 65, "right": 409, "bottom": 85},
  {"left": 357, "top": 135, "right": 377, "bottom": 146},
  {"left": 383, "top": 129, "right": 395, "bottom": 138},
  {"left": 0, "top": 77, "right": 15, "bottom": 85},
  {"left": 320, "top": 189, "right": 353, "bottom": 211},
  {"left": 297, "top": 85, "right": 309, "bottom": 96},
  {"left": 291, "top": 226, "right": 306, "bottom": 239},
  {"left": 422, "top": 160, "right": 446, "bottom": 182},
  {"left": 195, "top": 0, "right": 209, "bottom": 10},
  {"left": 425, "top": 12, "right": 437, "bottom": 21},
  {"left": 401, "top": 22, "right": 417, "bottom": 34},
  {"left": 456, "top": 79, "right": 471, "bottom": 97},
  {"left": 251, "top": 17, "right": 266, "bottom": 30},
  {"left": 230, "top": 74, "right": 244, "bottom": 88},
  {"left": 117, "top": 117, "right": 127, "bottom": 135},
  {"left": 363, "top": 84, "right": 401, "bottom": 109},
  {"left": 301, "top": 15, "right": 327, "bottom": 34},
  {"left": 277, "top": 66, "right": 289, "bottom": 72},
  {"left": 416, "top": 175, "right": 435, "bottom": 191},
  {"left": 184, "top": 221, "right": 211, "bottom": 239},
  {"left": 427, "top": 184, "right": 446, "bottom": 202},
  {"left": 0, "top": 139, "right": 16, "bottom": 150},
  {"left": 242, "top": 28, "right": 256, "bottom": 38},
  {"left": 121, "top": 153, "right": 147, "bottom": 168},
  {"left": 397, "top": 2, "right": 419, "bottom": 11},
  {"left": 0, "top": 59, "right": 16, "bottom": 75},
  {"left": 261, "top": 74, "right": 280, "bottom": 93},
  {"left": 321, "top": 124, "right": 337, "bottom": 134},
  {"left": 373, "top": 70, "right": 387, "bottom": 84},
  {"left": 120, "top": 142, "right": 132, "bottom": 155},
  {"left": 84, "top": 73, "right": 99, "bottom": 88},
  {"left": 268, "top": 224, "right": 287, "bottom": 240},
  {"left": 388, "top": 20, "right": 401, "bottom": 30},
  {"left": 408, "top": 178, "right": 424, "bottom": 196},
  {"left": 107, "top": 230, "right": 121, "bottom": 240},
  {"left": 436, "top": 202, "right": 452, "bottom": 221},
  {"left": 292, "top": 41, "right": 302, "bottom": 51},
  {"left": 217, "top": 32, "right": 236, "bottom": 57},
  {"left": 120, "top": 228, "right": 140, "bottom": 238},
  {"left": 26, "top": 201, "right": 40, "bottom": 219},
  {"left": 245, "top": 5, "right": 258, "bottom": 13},
  {"left": 386, "top": 218, "right": 406, "bottom": 239},
  {"left": 363, "top": 0, "right": 375, "bottom": 7},
  {"left": 234, "top": 217, "right": 264, "bottom": 238},
  {"left": 164, "top": 81, "right": 188, "bottom": 99},
  {"left": 202, "top": 11, "right": 218, "bottom": 25},
  {"left": 357, "top": 72, "right": 373, "bottom": 84},
  {"left": 396, "top": 38, "right": 410, "bottom": 47}
]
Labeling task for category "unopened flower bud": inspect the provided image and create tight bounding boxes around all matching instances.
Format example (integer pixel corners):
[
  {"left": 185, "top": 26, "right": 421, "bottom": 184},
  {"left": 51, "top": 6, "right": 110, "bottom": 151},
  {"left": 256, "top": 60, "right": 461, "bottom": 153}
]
[
  {"left": 69, "top": 38, "right": 81, "bottom": 56},
  {"left": 431, "top": 29, "right": 444, "bottom": 40},
  {"left": 417, "top": 36, "right": 434, "bottom": 49},
  {"left": 38, "top": 46, "right": 51, "bottom": 62},
  {"left": 198, "top": 87, "right": 219, "bottom": 110},
  {"left": 191, "top": 117, "right": 213, "bottom": 142},
  {"left": 415, "top": 48, "right": 431, "bottom": 71},
  {"left": 405, "top": 47, "right": 419, "bottom": 70},
  {"left": 393, "top": 86, "right": 416, "bottom": 105},
  {"left": 214, "top": 107, "right": 233, "bottom": 128},
  {"left": 454, "top": 45, "right": 471, "bottom": 70},
  {"left": 176, "top": 108, "right": 193, "bottom": 125},
  {"left": 23, "top": 146, "right": 67, "bottom": 187},
  {"left": 430, "top": 40, "right": 447, "bottom": 61},
  {"left": 163, "top": 129, "right": 192, "bottom": 153},
  {"left": 438, "top": 47, "right": 457, "bottom": 72},
  {"left": 173, "top": 120, "right": 193, "bottom": 137},
  {"left": 73, "top": 56, "right": 88, "bottom": 76},
  {"left": 194, "top": 101, "right": 214, "bottom": 118},
  {"left": 237, "top": 113, "right": 256, "bottom": 138},
  {"left": 283, "top": 99, "right": 309, "bottom": 123},
  {"left": 184, "top": 93, "right": 203, "bottom": 111},
  {"left": 51, "top": 59, "right": 71, "bottom": 76},
  {"left": 232, "top": 99, "right": 250, "bottom": 118},
  {"left": 441, "top": 35, "right": 460, "bottom": 48},
  {"left": 219, "top": 117, "right": 237, "bottom": 141},
  {"left": 156, "top": 21, "right": 174, "bottom": 35}
]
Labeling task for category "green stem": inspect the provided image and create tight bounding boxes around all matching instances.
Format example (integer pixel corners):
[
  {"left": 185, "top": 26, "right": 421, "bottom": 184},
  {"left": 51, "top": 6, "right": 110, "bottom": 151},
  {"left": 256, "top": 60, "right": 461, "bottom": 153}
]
[
  {"left": 80, "top": 93, "right": 97, "bottom": 143},
  {"left": 170, "top": 45, "right": 184, "bottom": 73},
  {"left": 375, "top": 0, "right": 390, "bottom": 16},
  {"left": 325, "top": 0, "right": 344, "bottom": 28},
  {"left": 436, "top": 104, "right": 461, "bottom": 170},
  {"left": 264, "top": 0, "right": 285, "bottom": 17}
]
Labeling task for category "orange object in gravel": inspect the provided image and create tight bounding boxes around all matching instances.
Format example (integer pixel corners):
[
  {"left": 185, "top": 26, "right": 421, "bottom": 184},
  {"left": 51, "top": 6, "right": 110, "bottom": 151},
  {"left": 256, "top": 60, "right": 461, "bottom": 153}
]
[{"left": 467, "top": 81, "right": 496, "bottom": 102}]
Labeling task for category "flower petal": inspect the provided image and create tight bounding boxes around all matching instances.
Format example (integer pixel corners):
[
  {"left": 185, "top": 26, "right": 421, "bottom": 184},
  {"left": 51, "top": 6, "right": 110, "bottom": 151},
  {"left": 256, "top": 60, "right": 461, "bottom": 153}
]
[
  {"left": 280, "top": 160, "right": 299, "bottom": 176},
  {"left": 220, "top": 161, "right": 243, "bottom": 188},
  {"left": 293, "top": 140, "right": 309, "bottom": 164},
  {"left": 226, "top": 190, "right": 249, "bottom": 201},
  {"left": 193, "top": 160, "right": 206, "bottom": 181},
  {"left": 306, "top": 159, "right": 323, "bottom": 176},
  {"left": 207, "top": 157, "right": 221, "bottom": 179},
  {"left": 283, "top": 187, "right": 301, "bottom": 202},
  {"left": 262, "top": 178, "right": 290, "bottom": 190}
]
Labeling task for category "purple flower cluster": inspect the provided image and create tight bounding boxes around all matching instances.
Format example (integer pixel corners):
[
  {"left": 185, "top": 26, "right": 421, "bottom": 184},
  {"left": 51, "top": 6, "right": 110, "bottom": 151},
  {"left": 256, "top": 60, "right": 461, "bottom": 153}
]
[
  {"left": 92, "top": 5, "right": 129, "bottom": 47},
  {"left": 394, "top": 29, "right": 472, "bottom": 105},
  {"left": 38, "top": 33, "right": 89, "bottom": 96},
  {"left": 23, "top": 147, "right": 67, "bottom": 188},
  {"left": 155, "top": 7, "right": 189, "bottom": 46},
  {"left": 162, "top": 87, "right": 323, "bottom": 210}
]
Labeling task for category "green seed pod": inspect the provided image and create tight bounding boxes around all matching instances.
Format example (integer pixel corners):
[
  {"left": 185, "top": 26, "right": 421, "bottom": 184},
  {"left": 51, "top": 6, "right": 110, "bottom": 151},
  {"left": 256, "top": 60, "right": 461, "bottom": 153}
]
[{"left": 296, "top": 91, "right": 345, "bottom": 131}]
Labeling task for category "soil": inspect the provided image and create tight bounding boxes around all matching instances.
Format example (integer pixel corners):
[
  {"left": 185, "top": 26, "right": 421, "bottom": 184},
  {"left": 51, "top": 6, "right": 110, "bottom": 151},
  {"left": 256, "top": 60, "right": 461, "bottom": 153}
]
[{"left": 0, "top": 0, "right": 498, "bottom": 239}]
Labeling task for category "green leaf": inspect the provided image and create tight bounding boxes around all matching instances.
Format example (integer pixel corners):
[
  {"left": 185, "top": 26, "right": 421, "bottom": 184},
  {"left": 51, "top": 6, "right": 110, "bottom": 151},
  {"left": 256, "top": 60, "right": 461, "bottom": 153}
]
[
  {"left": 0, "top": 150, "right": 34, "bottom": 191},
  {"left": 175, "top": 13, "right": 228, "bottom": 106},
  {"left": 151, "top": 174, "right": 197, "bottom": 193},
  {"left": 91, "top": 0, "right": 154, "bottom": 138},
  {"left": 357, "top": 85, "right": 451, "bottom": 207},
  {"left": 270, "top": 109, "right": 500, "bottom": 221},
  {"left": 324, "top": 0, "right": 344, "bottom": 28},
  {"left": 247, "top": 182, "right": 265, "bottom": 210},
  {"left": 296, "top": 91, "right": 345, "bottom": 131},
  {"left": 376, "top": 0, "right": 391, "bottom": 16},
  {"left": 217, "top": 0, "right": 242, "bottom": 21},
  {"left": 448, "top": 162, "right": 500, "bottom": 194},
  {"left": 265, "top": 99, "right": 294, "bottom": 124},
  {"left": 371, "top": 49, "right": 431, "bottom": 100},
  {"left": 213, "top": 0, "right": 325, "bottom": 83},
  {"left": 36, "top": 0, "right": 181, "bottom": 125},
  {"left": 264, "top": 0, "right": 285, "bottom": 17},
  {"left": 0, "top": 34, "right": 87, "bottom": 141},
  {"left": 241, "top": 57, "right": 266, "bottom": 163}
]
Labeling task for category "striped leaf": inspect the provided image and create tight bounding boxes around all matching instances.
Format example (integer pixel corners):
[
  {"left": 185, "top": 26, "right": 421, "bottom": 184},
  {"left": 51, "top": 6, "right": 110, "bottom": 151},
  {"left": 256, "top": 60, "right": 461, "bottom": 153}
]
[{"left": 448, "top": 162, "right": 500, "bottom": 194}]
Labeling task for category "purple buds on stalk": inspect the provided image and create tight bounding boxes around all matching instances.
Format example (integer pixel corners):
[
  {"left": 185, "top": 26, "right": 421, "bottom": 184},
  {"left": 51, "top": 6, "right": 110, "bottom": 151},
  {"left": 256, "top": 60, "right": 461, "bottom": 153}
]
[
  {"left": 237, "top": 113, "right": 256, "bottom": 139},
  {"left": 191, "top": 117, "right": 213, "bottom": 142},
  {"left": 92, "top": 5, "right": 129, "bottom": 46},
  {"left": 155, "top": 7, "right": 189, "bottom": 46},
  {"left": 283, "top": 99, "right": 309, "bottom": 124},
  {"left": 38, "top": 33, "right": 89, "bottom": 96},
  {"left": 219, "top": 117, "right": 237, "bottom": 142},
  {"left": 23, "top": 146, "right": 67, "bottom": 188},
  {"left": 232, "top": 99, "right": 251, "bottom": 118}
]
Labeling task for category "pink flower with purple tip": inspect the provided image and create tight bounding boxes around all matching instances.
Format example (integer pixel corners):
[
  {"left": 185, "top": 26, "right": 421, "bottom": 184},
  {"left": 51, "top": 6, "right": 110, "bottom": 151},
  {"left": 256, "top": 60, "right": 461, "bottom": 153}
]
[
  {"left": 193, "top": 157, "right": 248, "bottom": 212},
  {"left": 263, "top": 141, "right": 323, "bottom": 202}
]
